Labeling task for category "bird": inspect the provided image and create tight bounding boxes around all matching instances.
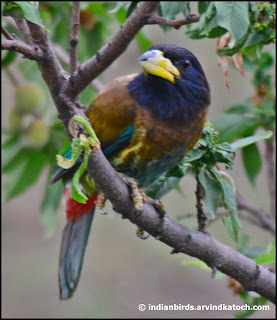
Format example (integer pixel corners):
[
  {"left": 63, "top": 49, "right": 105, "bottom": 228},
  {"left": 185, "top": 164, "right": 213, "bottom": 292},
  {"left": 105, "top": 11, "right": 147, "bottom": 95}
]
[{"left": 51, "top": 43, "right": 211, "bottom": 300}]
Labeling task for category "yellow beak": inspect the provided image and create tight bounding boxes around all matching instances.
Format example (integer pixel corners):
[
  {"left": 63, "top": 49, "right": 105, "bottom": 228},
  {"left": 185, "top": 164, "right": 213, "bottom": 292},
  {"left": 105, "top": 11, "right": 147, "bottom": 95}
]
[{"left": 138, "top": 49, "right": 180, "bottom": 83}]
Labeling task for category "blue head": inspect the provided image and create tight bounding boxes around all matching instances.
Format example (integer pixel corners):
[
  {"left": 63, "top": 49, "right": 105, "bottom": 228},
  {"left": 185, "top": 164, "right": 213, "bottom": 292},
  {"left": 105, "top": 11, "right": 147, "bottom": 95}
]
[{"left": 128, "top": 44, "right": 210, "bottom": 120}]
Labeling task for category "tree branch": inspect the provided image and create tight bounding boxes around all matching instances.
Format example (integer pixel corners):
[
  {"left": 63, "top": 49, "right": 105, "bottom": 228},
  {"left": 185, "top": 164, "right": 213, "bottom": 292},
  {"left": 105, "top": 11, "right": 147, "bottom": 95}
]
[
  {"left": 25, "top": 21, "right": 66, "bottom": 97},
  {"left": 1, "top": 25, "right": 14, "bottom": 40},
  {"left": 52, "top": 43, "right": 105, "bottom": 91},
  {"left": 63, "top": 1, "right": 160, "bottom": 99},
  {"left": 14, "top": 18, "right": 33, "bottom": 44},
  {"left": 85, "top": 149, "right": 276, "bottom": 303},
  {"left": 195, "top": 175, "right": 207, "bottom": 232},
  {"left": 236, "top": 192, "right": 276, "bottom": 233},
  {"left": 1, "top": 39, "right": 45, "bottom": 60},
  {"left": 147, "top": 13, "right": 200, "bottom": 29},
  {"left": 70, "top": 2, "right": 80, "bottom": 73}
]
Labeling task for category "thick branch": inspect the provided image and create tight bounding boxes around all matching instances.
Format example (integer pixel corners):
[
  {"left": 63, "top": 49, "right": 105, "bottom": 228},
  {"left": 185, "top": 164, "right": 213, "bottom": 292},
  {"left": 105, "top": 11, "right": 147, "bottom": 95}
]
[
  {"left": 147, "top": 13, "right": 200, "bottom": 29},
  {"left": 1, "top": 39, "right": 45, "bottom": 60},
  {"left": 25, "top": 21, "right": 66, "bottom": 97},
  {"left": 86, "top": 149, "right": 276, "bottom": 303},
  {"left": 63, "top": 1, "right": 160, "bottom": 99},
  {"left": 236, "top": 192, "right": 276, "bottom": 233},
  {"left": 70, "top": 2, "right": 80, "bottom": 73}
]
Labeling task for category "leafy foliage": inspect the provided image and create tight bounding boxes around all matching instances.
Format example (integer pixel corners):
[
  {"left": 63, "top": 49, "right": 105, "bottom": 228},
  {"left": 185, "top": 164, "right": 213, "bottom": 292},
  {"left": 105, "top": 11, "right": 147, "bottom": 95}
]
[
  {"left": 146, "top": 123, "right": 272, "bottom": 242},
  {"left": 213, "top": 51, "right": 275, "bottom": 186},
  {"left": 3, "top": 1, "right": 47, "bottom": 30},
  {"left": 186, "top": 1, "right": 275, "bottom": 56}
]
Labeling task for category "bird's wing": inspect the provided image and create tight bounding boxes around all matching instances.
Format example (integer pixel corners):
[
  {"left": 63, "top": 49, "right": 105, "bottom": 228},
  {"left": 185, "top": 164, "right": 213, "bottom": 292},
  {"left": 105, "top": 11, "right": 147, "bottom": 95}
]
[{"left": 50, "top": 74, "right": 139, "bottom": 184}]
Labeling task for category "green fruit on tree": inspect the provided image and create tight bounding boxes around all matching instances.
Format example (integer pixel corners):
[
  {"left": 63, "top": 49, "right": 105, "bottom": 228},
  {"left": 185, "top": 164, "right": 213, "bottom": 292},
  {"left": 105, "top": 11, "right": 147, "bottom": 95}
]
[
  {"left": 15, "top": 83, "right": 45, "bottom": 113},
  {"left": 23, "top": 119, "right": 49, "bottom": 149},
  {"left": 8, "top": 106, "right": 23, "bottom": 130}
]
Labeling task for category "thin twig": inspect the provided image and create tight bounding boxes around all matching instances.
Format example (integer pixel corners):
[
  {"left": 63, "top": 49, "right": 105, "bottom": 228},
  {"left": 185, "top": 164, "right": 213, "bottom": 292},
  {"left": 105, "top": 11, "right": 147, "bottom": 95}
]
[
  {"left": 70, "top": 2, "right": 80, "bottom": 73},
  {"left": 176, "top": 209, "right": 274, "bottom": 234},
  {"left": 63, "top": 1, "right": 161, "bottom": 99},
  {"left": 147, "top": 13, "right": 200, "bottom": 29},
  {"left": 195, "top": 175, "right": 207, "bottom": 232},
  {"left": 236, "top": 192, "right": 275, "bottom": 233},
  {"left": 14, "top": 18, "right": 33, "bottom": 44},
  {"left": 264, "top": 138, "right": 276, "bottom": 219},
  {"left": 1, "top": 39, "right": 45, "bottom": 60},
  {"left": 1, "top": 26, "right": 14, "bottom": 40},
  {"left": 52, "top": 43, "right": 104, "bottom": 91}
]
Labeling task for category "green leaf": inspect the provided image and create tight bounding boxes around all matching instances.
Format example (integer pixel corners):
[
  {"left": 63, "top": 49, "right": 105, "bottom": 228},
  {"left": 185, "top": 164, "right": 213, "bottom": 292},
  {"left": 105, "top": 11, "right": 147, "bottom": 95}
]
[
  {"left": 2, "top": 134, "right": 28, "bottom": 181},
  {"left": 222, "top": 213, "right": 240, "bottom": 243},
  {"left": 230, "top": 131, "right": 273, "bottom": 150},
  {"left": 198, "top": 2, "right": 209, "bottom": 15},
  {"left": 187, "top": 3, "right": 226, "bottom": 39},
  {"left": 242, "top": 43, "right": 263, "bottom": 59},
  {"left": 4, "top": 149, "right": 46, "bottom": 201},
  {"left": 1, "top": 51, "right": 17, "bottom": 68},
  {"left": 210, "top": 168, "right": 241, "bottom": 242},
  {"left": 242, "top": 143, "right": 262, "bottom": 186},
  {"left": 160, "top": 2, "right": 191, "bottom": 20},
  {"left": 41, "top": 169, "right": 63, "bottom": 236},
  {"left": 108, "top": 1, "right": 131, "bottom": 14},
  {"left": 246, "top": 28, "right": 274, "bottom": 48},
  {"left": 2, "top": 147, "right": 30, "bottom": 173},
  {"left": 218, "top": 176, "right": 238, "bottom": 215},
  {"left": 184, "top": 149, "right": 206, "bottom": 162},
  {"left": 255, "top": 241, "right": 276, "bottom": 264},
  {"left": 214, "top": 2, "right": 250, "bottom": 48},
  {"left": 225, "top": 102, "right": 253, "bottom": 114},
  {"left": 212, "top": 114, "right": 259, "bottom": 143},
  {"left": 235, "top": 296, "right": 268, "bottom": 319},
  {"left": 198, "top": 171, "right": 221, "bottom": 218},
  {"left": 126, "top": 1, "right": 139, "bottom": 18},
  {"left": 4, "top": 1, "right": 48, "bottom": 31},
  {"left": 2, "top": 131, "right": 20, "bottom": 150},
  {"left": 145, "top": 163, "right": 191, "bottom": 199}
]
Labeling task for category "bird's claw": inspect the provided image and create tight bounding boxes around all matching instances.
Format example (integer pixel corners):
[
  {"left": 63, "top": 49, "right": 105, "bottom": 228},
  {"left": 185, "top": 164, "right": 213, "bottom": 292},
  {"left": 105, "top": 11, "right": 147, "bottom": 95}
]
[
  {"left": 96, "top": 191, "right": 108, "bottom": 215},
  {"left": 136, "top": 228, "right": 149, "bottom": 240},
  {"left": 118, "top": 173, "right": 145, "bottom": 213},
  {"left": 118, "top": 172, "right": 168, "bottom": 238},
  {"left": 154, "top": 214, "right": 168, "bottom": 240},
  {"left": 99, "top": 207, "right": 107, "bottom": 215}
]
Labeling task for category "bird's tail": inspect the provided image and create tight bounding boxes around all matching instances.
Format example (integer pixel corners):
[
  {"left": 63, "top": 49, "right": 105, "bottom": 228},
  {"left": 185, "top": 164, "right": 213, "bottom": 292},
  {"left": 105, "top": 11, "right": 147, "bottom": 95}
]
[{"left": 59, "top": 190, "right": 98, "bottom": 300}]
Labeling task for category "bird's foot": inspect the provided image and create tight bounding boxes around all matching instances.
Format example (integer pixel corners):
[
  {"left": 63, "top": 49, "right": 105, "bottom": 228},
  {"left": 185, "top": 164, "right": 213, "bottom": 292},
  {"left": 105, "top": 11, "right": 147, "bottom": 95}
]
[
  {"left": 118, "top": 173, "right": 167, "bottom": 240},
  {"left": 118, "top": 173, "right": 147, "bottom": 213},
  {"left": 96, "top": 191, "right": 108, "bottom": 215},
  {"left": 136, "top": 228, "right": 149, "bottom": 240}
]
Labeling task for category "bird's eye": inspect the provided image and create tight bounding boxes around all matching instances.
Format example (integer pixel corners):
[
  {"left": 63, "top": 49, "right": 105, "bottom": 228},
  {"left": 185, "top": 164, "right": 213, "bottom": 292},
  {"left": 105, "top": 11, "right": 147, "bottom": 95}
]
[{"left": 183, "top": 59, "right": 191, "bottom": 69}]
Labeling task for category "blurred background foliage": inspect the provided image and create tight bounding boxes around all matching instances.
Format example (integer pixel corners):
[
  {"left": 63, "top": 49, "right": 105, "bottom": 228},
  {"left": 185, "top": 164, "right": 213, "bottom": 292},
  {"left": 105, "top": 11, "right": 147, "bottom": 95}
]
[{"left": 2, "top": 1, "right": 276, "bottom": 318}]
